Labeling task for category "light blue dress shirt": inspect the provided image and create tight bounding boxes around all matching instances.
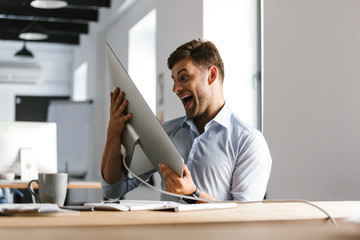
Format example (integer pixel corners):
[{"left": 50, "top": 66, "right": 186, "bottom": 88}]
[{"left": 100, "top": 103, "right": 272, "bottom": 202}]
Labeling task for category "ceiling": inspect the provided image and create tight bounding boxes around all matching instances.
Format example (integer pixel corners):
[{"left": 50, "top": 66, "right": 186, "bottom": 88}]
[{"left": 0, "top": 0, "right": 111, "bottom": 45}]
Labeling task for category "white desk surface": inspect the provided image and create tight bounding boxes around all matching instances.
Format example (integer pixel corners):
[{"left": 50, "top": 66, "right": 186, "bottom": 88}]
[
  {"left": 1, "top": 201, "right": 359, "bottom": 227},
  {"left": 0, "top": 201, "right": 360, "bottom": 240}
]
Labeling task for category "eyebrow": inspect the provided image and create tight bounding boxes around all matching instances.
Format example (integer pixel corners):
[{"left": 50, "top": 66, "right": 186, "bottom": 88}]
[{"left": 172, "top": 68, "right": 187, "bottom": 79}]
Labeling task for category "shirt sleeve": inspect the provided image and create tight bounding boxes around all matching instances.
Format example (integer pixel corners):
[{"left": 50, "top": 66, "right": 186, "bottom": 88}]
[
  {"left": 231, "top": 131, "right": 272, "bottom": 202},
  {"left": 99, "top": 167, "right": 156, "bottom": 200}
]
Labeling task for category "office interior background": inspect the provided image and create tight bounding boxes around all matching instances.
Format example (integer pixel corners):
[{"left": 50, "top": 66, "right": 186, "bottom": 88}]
[{"left": 0, "top": 0, "right": 359, "bottom": 203}]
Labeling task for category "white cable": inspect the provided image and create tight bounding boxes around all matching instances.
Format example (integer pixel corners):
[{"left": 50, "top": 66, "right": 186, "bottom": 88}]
[
  {"left": 122, "top": 154, "right": 203, "bottom": 202},
  {"left": 122, "top": 155, "right": 337, "bottom": 227},
  {"left": 248, "top": 199, "right": 338, "bottom": 228}
]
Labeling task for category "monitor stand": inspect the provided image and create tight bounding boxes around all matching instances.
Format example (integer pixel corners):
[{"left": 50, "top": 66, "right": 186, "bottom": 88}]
[
  {"left": 20, "top": 148, "right": 38, "bottom": 181},
  {"left": 122, "top": 124, "right": 155, "bottom": 177}
]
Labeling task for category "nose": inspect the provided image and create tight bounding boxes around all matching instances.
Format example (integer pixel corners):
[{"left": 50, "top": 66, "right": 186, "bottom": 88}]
[{"left": 172, "top": 80, "right": 182, "bottom": 94}]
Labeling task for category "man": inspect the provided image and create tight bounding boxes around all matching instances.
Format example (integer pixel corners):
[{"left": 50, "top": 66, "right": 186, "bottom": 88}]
[{"left": 100, "top": 39, "right": 272, "bottom": 203}]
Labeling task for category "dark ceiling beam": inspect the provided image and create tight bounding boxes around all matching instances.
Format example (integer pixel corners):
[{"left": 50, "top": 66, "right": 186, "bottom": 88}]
[
  {"left": 0, "top": 32, "right": 79, "bottom": 45},
  {"left": 0, "top": 6, "right": 98, "bottom": 22},
  {"left": 0, "top": 18, "right": 88, "bottom": 35},
  {"left": 0, "top": 0, "right": 110, "bottom": 8},
  {"left": 0, "top": 0, "right": 111, "bottom": 45},
  {"left": 67, "top": 0, "right": 111, "bottom": 8}
]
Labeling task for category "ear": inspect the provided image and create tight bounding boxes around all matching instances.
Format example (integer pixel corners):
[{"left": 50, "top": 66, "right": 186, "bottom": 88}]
[{"left": 208, "top": 66, "right": 218, "bottom": 86}]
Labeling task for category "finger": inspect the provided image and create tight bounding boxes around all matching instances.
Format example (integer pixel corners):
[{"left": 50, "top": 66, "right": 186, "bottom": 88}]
[
  {"left": 159, "top": 163, "right": 171, "bottom": 175},
  {"left": 110, "top": 91, "right": 114, "bottom": 109},
  {"left": 113, "top": 91, "right": 125, "bottom": 112},
  {"left": 183, "top": 164, "right": 191, "bottom": 177},
  {"left": 159, "top": 164, "right": 172, "bottom": 181},
  {"left": 112, "top": 88, "right": 120, "bottom": 105},
  {"left": 117, "top": 98, "right": 128, "bottom": 115},
  {"left": 158, "top": 164, "right": 167, "bottom": 178},
  {"left": 160, "top": 164, "right": 178, "bottom": 185},
  {"left": 162, "top": 174, "right": 176, "bottom": 193},
  {"left": 122, "top": 113, "right": 132, "bottom": 121},
  {"left": 111, "top": 87, "right": 120, "bottom": 105}
]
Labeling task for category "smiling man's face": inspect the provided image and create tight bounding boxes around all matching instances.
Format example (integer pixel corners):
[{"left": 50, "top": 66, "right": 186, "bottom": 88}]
[{"left": 171, "top": 58, "right": 212, "bottom": 119}]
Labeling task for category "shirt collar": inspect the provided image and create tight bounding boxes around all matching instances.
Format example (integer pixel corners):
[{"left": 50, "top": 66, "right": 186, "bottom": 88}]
[
  {"left": 181, "top": 102, "right": 232, "bottom": 133},
  {"left": 207, "top": 102, "right": 232, "bottom": 130},
  {"left": 181, "top": 117, "right": 198, "bottom": 134}
]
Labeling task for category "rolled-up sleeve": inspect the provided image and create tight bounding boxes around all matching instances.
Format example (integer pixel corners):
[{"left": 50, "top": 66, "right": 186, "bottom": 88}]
[{"left": 99, "top": 168, "right": 155, "bottom": 199}]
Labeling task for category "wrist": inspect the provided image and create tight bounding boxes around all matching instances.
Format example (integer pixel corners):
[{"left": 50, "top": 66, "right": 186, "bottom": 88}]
[{"left": 182, "top": 185, "right": 201, "bottom": 204}]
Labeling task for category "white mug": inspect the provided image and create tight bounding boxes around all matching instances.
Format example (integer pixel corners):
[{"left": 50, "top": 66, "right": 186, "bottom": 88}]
[{"left": 28, "top": 173, "right": 68, "bottom": 206}]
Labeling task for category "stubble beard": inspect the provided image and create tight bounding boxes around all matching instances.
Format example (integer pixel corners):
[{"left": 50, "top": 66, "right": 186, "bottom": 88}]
[{"left": 185, "top": 93, "right": 209, "bottom": 120}]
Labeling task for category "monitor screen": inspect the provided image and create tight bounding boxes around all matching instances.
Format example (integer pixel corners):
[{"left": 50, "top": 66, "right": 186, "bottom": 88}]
[
  {"left": 105, "top": 43, "right": 184, "bottom": 177},
  {"left": 0, "top": 121, "right": 57, "bottom": 178}
]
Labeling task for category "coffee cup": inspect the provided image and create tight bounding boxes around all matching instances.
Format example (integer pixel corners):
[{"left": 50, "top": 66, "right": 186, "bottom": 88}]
[{"left": 27, "top": 173, "right": 68, "bottom": 206}]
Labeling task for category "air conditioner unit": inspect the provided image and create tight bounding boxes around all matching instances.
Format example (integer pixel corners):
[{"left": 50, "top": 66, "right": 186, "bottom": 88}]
[{"left": 0, "top": 61, "right": 42, "bottom": 84}]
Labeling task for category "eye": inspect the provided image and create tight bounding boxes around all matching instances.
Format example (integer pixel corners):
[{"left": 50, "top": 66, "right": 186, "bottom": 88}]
[{"left": 180, "top": 74, "right": 188, "bottom": 81}]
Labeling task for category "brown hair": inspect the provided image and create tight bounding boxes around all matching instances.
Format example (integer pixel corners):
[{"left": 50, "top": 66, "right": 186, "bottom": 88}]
[{"left": 167, "top": 39, "right": 225, "bottom": 81}]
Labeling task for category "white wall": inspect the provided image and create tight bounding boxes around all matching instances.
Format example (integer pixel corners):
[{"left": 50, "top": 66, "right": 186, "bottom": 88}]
[
  {"left": 156, "top": 0, "right": 203, "bottom": 121},
  {"left": 0, "top": 41, "right": 73, "bottom": 121},
  {"left": 103, "top": 0, "right": 203, "bottom": 122},
  {"left": 263, "top": 0, "right": 360, "bottom": 200}
]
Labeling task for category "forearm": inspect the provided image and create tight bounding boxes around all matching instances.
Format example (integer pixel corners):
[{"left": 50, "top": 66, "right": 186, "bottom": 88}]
[
  {"left": 101, "top": 137, "right": 123, "bottom": 184},
  {"left": 196, "top": 191, "right": 217, "bottom": 203},
  {"left": 101, "top": 87, "right": 133, "bottom": 184}
]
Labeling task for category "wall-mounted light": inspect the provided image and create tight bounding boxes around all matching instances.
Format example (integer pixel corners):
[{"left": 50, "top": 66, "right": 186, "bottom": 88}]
[
  {"left": 14, "top": 42, "right": 34, "bottom": 58},
  {"left": 30, "top": 0, "right": 68, "bottom": 9},
  {"left": 19, "top": 21, "right": 48, "bottom": 40}
]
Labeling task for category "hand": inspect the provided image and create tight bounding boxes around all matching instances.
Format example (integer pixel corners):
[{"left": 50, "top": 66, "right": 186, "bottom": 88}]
[
  {"left": 107, "top": 87, "right": 132, "bottom": 140},
  {"left": 159, "top": 163, "right": 197, "bottom": 196},
  {"left": 101, "top": 87, "right": 132, "bottom": 184}
]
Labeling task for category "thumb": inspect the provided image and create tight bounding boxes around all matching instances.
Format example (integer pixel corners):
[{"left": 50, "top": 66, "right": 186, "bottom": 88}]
[{"left": 183, "top": 164, "right": 191, "bottom": 177}]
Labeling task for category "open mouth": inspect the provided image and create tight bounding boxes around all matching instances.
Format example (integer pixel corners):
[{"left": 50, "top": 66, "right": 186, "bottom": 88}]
[{"left": 181, "top": 94, "right": 193, "bottom": 108}]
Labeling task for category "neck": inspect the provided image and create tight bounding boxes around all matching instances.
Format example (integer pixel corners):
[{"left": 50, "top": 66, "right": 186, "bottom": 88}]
[
  {"left": 193, "top": 78, "right": 225, "bottom": 134},
  {"left": 194, "top": 100, "right": 225, "bottom": 134}
]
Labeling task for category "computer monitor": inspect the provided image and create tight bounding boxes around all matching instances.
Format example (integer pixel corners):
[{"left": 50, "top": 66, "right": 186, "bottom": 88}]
[
  {"left": 0, "top": 121, "right": 57, "bottom": 180},
  {"left": 105, "top": 43, "right": 184, "bottom": 177}
]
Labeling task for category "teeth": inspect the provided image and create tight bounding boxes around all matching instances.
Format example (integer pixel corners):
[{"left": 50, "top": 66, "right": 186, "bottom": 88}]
[{"left": 181, "top": 95, "right": 191, "bottom": 100}]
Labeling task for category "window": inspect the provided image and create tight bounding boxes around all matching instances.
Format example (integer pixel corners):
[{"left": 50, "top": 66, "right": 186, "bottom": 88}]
[
  {"left": 72, "top": 62, "right": 88, "bottom": 101},
  {"left": 203, "top": 0, "right": 260, "bottom": 129},
  {"left": 128, "top": 9, "right": 157, "bottom": 114}
]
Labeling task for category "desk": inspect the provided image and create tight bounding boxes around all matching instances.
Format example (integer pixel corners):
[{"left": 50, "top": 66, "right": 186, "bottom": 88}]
[
  {"left": 0, "top": 181, "right": 101, "bottom": 189},
  {"left": 1, "top": 201, "right": 360, "bottom": 240}
]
